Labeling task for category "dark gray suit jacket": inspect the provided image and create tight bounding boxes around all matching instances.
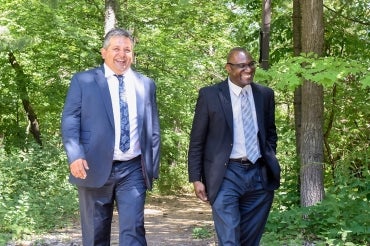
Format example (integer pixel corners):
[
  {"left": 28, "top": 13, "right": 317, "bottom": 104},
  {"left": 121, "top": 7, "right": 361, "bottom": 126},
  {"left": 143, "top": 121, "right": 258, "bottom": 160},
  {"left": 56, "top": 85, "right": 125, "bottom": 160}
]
[
  {"left": 61, "top": 66, "right": 160, "bottom": 190},
  {"left": 188, "top": 79, "right": 280, "bottom": 204}
]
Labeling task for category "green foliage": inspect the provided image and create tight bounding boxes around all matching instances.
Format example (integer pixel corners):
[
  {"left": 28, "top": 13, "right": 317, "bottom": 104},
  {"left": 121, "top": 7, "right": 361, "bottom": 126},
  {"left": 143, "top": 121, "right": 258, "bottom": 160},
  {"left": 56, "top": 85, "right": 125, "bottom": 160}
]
[
  {"left": 0, "top": 0, "right": 369, "bottom": 243},
  {"left": 263, "top": 167, "right": 370, "bottom": 245},
  {"left": 262, "top": 57, "right": 370, "bottom": 244},
  {"left": 0, "top": 0, "right": 103, "bottom": 149},
  {"left": 255, "top": 54, "right": 370, "bottom": 91},
  {"left": 192, "top": 226, "right": 213, "bottom": 239},
  {"left": 324, "top": 0, "right": 370, "bottom": 60},
  {"left": 122, "top": 0, "right": 257, "bottom": 193},
  {"left": 153, "top": 128, "right": 193, "bottom": 194},
  {"left": 0, "top": 140, "right": 78, "bottom": 240}
]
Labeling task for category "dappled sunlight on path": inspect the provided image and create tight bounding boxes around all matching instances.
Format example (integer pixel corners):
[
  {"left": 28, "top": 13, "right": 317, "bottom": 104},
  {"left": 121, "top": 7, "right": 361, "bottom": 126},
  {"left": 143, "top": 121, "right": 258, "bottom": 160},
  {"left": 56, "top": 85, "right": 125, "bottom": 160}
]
[{"left": 7, "top": 195, "right": 217, "bottom": 246}]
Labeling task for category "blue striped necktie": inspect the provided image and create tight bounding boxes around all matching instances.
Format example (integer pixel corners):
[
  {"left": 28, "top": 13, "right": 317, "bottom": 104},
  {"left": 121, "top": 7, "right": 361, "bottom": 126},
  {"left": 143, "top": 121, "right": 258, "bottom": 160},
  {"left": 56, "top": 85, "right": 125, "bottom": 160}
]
[
  {"left": 241, "top": 89, "right": 260, "bottom": 163},
  {"left": 115, "top": 75, "right": 130, "bottom": 152}
]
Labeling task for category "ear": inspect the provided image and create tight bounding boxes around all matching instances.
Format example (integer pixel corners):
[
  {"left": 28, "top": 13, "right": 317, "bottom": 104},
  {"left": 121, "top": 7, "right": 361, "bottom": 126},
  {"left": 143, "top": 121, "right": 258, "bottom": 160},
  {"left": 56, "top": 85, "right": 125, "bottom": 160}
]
[
  {"left": 100, "top": 48, "right": 106, "bottom": 59},
  {"left": 225, "top": 64, "right": 231, "bottom": 73}
]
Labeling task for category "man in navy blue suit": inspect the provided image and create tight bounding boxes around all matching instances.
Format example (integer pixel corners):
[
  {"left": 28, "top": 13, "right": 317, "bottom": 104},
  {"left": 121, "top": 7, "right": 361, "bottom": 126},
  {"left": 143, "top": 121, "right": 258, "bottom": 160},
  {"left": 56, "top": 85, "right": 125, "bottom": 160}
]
[
  {"left": 188, "top": 47, "right": 280, "bottom": 245},
  {"left": 62, "top": 28, "right": 160, "bottom": 246}
]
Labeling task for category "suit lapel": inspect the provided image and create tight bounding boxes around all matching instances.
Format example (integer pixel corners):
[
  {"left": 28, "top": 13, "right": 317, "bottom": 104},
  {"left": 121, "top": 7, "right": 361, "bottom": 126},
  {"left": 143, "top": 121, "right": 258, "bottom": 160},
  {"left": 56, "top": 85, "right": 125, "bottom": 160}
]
[
  {"left": 218, "top": 80, "right": 233, "bottom": 131},
  {"left": 251, "top": 83, "right": 265, "bottom": 140},
  {"left": 95, "top": 67, "right": 115, "bottom": 128}
]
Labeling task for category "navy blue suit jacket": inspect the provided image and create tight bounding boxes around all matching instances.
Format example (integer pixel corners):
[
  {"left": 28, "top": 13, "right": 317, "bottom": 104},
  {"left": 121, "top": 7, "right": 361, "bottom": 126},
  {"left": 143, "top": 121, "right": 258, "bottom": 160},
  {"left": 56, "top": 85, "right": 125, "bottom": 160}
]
[
  {"left": 61, "top": 66, "right": 160, "bottom": 190},
  {"left": 188, "top": 79, "right": 280, "bottom": 204}
]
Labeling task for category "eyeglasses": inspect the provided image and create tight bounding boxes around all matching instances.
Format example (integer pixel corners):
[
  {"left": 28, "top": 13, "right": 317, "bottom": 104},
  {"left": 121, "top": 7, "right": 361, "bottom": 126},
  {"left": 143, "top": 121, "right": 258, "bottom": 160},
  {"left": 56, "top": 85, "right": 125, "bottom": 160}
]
[{"left": 227, "top": 61, "right": 257, "bottom": 69}]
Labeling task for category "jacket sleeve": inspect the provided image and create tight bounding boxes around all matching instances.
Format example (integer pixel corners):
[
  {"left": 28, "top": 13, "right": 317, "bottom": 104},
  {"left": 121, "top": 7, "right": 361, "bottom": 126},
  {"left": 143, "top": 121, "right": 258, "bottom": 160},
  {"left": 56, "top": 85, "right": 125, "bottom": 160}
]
[
  {"left": 61, "top": 74, "right": 86, "bottom": 164},
  {"left": 151, "top": 81, "right": 161, "bottom": 179},
  {"left": 188, "top": 88, "right": 209, "bottom": 182}
]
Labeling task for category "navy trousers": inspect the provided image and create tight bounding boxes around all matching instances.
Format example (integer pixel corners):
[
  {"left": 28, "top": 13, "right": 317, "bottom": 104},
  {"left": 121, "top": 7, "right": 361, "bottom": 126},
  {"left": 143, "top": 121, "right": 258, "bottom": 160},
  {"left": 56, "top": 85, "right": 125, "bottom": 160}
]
[
  {"left": 211, "top": 160, "right": 274, "bottom": 246},
  {"left": 77, "top": 157, "right": 147, "bottom": 246}
]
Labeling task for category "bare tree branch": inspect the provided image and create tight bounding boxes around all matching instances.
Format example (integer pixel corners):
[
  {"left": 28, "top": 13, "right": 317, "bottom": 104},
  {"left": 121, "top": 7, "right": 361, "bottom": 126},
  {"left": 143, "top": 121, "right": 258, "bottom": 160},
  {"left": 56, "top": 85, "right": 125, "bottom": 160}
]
[
  {"left": 324, "top": 4, "right": 370, "bottom": 26},
  {"left": 8, "top": 51, "right": 42, "bottom": 146}
]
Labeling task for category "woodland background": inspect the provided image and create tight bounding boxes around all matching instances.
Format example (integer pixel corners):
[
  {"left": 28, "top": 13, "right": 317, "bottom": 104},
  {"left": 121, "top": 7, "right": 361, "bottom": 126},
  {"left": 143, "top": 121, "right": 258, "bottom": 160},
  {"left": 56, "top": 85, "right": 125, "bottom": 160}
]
[{"left": 0, "top": 0, "right": 369, "bottom": 245}]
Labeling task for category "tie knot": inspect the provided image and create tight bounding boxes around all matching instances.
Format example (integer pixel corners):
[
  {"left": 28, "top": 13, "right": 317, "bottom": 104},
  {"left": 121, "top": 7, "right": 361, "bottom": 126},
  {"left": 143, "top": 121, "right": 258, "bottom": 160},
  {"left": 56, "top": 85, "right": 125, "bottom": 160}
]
[
  {"left": 114, "top": 74, "right": 124, "bottom": 82},
  {"left": 241, "top": 88, "right": 249, "bottom": 97}
]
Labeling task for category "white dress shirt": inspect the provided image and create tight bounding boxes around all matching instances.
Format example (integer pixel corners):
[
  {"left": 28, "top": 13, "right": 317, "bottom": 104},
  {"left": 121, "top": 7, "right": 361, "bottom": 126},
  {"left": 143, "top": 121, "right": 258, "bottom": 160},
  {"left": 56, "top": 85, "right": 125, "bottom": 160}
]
[
  {"left": 228, "top": 79, "right": 261, "bottom": 160},
  {"left": 104, "top": 64, "right": 141, "bottom": 161}
]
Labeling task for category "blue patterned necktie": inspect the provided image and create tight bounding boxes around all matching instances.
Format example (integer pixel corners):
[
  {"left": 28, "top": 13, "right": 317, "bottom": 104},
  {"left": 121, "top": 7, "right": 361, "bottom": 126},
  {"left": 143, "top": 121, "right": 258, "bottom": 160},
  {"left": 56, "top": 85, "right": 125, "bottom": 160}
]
[
  {"left": 241, "top": 89, "right": 260, "bottom": 163},
  {"left": 115, "top": 75, "right": 130, "bottom": 152}
]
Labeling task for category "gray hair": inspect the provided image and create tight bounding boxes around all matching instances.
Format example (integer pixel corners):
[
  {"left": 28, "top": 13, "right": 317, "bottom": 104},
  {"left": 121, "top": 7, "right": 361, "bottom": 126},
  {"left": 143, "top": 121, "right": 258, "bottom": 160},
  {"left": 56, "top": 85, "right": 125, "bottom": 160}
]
[{"left": 102, "top": 28, "right": 135, "bottom": 48}]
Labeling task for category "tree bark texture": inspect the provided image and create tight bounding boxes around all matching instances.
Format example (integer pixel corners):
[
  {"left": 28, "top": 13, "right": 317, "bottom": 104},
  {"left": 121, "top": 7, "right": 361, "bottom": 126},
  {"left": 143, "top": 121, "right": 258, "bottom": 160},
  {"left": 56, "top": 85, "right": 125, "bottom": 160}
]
[
  {"left": 299, "top": 0, "right": 325, "bottom": 207},
  {"left": 104, "top": 0, "right": 117, "bottom": 34},
  {"left": 300, "top": 81, "right": 324, "bottom": 206},
  {"left": 292, "top": 0, "right": 302, "bottom": 57},
  {"left": 293, "top": 0, "right": 302, "bottom": 157},
  {"left": 8, "top": 51, "right": 42, "bottom": 146},
  {"left": 300, "top": 0, "right": 324, "bottom": 54}
]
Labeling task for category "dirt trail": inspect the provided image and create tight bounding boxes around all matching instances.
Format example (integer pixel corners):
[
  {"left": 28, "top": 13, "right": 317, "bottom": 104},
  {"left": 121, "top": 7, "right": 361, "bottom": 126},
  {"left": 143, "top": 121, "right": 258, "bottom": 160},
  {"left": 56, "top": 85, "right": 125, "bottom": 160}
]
[{"left": 7, "top": 195, "right": 218, "bottom": 246}]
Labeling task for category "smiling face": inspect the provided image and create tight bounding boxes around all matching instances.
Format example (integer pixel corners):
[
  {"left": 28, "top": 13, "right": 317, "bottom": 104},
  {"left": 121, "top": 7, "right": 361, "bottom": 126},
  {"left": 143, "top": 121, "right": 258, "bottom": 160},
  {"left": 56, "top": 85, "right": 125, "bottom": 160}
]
[
  {"left": 225, "top": 49, "right": 256, "bottom": 88},
  {"left": 101, "top": 36, "right": 133, "bottom": 75}
]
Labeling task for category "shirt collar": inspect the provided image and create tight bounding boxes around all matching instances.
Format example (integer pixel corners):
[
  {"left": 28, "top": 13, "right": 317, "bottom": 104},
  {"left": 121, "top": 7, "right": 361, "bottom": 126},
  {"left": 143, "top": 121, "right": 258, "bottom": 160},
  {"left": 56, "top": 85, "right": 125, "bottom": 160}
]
[
  {"left": 228, "top": 78, "right": 252, "bottom": 96},
  {"left": 103, "top": 63, "right": 132, "bottom": 78}
]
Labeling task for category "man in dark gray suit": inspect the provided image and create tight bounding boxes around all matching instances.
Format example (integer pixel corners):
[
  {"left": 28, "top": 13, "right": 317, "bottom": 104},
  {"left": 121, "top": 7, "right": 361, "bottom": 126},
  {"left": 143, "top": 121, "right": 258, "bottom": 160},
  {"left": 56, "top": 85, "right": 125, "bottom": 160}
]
[
  {"left": 188, "top": 47, "right": 280, "bottom": 246},
  {"left": 61, "top": 28, "right": 160, "bottom": 246}
]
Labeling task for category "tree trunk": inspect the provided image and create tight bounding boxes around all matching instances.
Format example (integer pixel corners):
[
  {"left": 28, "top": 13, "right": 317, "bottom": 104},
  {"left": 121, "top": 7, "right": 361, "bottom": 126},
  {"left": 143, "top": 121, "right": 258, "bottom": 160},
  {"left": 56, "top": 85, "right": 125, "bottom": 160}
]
[
  {"left": 299, "top": 0, "right": 325, "bottom": 207},
  {"left": 300, "top": 81, "right": 324, "bottom": 206},
  {"left": 292, "top": 0, "right": 303, "bottom": 198},
  {"left": 104, "top": 0, "right": 117, "bottom": 34},
  {"left": 293, "top": 0, "right": 302, "bottom": 157},
  {"left": 293, "top": 0, "right": 302, "bottom": 57},
  {"left": 8, "top": 51, "right": 42, "bottom": 146},
  {"left": 259, "top": 0, "right": 271, "bottom": 70}
]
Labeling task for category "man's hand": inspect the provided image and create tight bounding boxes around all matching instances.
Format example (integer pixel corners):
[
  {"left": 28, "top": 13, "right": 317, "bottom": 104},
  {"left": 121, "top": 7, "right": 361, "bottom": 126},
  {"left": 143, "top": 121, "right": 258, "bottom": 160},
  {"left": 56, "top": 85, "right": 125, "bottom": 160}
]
[
  {"left": 70, "top": 158, "right": 89, "bottom": 179},
  {"left": 193, "top": 181, "right": 208, "bottom": 202}
]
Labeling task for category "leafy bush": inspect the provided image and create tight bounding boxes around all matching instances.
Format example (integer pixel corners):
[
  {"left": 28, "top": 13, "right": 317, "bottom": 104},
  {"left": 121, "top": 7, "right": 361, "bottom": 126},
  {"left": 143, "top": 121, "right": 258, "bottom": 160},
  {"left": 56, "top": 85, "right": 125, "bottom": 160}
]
[
  {"left": 262, "top": 164, "right": 370, "bottom": 245},
  {"left": 0, "top": 139, "right": 78, "bottom": 240},
  {"left": 153, "top": 128, "right": 193, "bottom": 194}
]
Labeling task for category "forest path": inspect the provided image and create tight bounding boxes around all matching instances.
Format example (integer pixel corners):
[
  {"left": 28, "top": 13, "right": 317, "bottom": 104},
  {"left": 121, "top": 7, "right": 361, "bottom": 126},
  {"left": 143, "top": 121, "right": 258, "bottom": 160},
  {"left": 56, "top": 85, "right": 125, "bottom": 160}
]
[{"left": 7, "top": 195, "right": 218, "bottom": 246}]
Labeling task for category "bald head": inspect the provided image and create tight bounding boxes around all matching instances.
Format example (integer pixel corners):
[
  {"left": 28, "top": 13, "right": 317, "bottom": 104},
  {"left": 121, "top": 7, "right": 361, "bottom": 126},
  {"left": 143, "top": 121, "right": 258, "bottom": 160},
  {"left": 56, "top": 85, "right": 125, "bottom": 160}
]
[
  {"left": 225, "top": 47, "right": 256, "bottom": 88},
  {"left": 227, "top": 47, "right": 252, "bottom": 63}
]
